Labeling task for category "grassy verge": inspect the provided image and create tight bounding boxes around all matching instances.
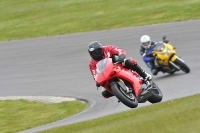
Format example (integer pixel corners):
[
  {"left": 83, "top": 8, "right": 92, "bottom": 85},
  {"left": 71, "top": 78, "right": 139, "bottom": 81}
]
[
  {"left": 39, "top": 94, "right": 200, "bottom": 133},
  {"left": 1, "top": 0, "right": 200, "bottom": 41},
  {"left": 0, "top": 100, "right": 87, "bottom": 133}
]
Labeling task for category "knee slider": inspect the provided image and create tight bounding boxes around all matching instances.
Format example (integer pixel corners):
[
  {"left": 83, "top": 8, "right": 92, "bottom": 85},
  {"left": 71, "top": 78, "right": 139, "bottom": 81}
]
[{"left": 125, "top": 57, "right": 137, "bottom": 66}]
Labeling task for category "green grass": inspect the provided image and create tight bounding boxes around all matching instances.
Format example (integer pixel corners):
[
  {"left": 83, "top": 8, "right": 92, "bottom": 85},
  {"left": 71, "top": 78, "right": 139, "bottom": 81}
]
[
  {"left": 39, "top": 94, "right": 200, "bottom": 133},
  {"left": 0, "top": 0, "right": 200, "bottom": 41},
  {"left": 0, "top": 100, "right": 87, "bottom": 133}
]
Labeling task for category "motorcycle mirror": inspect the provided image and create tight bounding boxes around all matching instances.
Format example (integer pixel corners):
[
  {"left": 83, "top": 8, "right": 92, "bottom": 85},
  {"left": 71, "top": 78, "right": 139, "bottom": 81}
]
[{"left": 162, "top": 36, "right": 166, "bottom": 40}]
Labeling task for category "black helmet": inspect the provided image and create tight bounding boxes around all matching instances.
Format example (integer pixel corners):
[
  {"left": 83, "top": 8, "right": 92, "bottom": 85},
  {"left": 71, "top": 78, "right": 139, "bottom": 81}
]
[{"left": 88, "top": 41, "right": 104, "bottom": 61}]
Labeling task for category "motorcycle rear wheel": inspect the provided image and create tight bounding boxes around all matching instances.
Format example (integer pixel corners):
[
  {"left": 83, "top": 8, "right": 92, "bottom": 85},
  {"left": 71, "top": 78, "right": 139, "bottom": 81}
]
[
  {"left": 111, "top": 82, "right": 138, "bottom": 108},
  {"left": 148, "top": 81, "right": 163, "bottom": 103}
]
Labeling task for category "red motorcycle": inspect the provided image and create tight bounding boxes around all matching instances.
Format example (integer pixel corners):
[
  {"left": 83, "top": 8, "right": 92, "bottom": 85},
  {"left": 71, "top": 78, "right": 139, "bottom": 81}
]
[{"left": 95, "top": 57, "right": 163, "bottom": 108}]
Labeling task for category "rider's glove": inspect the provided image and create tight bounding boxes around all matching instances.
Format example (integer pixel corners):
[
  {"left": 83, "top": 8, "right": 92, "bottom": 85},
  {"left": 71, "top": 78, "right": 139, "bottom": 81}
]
[{"left": 117, "top": 54, "right": 126, "bottom": 63}]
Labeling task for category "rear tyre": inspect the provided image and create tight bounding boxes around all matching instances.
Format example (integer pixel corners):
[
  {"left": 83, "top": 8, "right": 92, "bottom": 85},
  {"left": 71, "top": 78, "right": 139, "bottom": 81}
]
[
  {"left": 111, "top": 82, "right": 138, "bottom": 108},
  {"left": 174, "top": 58, "right": 190, "bottom": 73},
  {"left": 148, "top": 81, "right": 163, "bottom": 103}
]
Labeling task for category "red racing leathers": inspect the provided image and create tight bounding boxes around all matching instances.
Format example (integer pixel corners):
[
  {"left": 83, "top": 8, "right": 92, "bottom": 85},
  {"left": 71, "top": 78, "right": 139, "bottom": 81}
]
[{"left": 89, "top": 45, "right": 126, "bottom": 80}]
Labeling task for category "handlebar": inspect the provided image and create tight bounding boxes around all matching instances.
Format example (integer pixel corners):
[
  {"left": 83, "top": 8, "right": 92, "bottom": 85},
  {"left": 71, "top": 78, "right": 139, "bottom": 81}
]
[{"left": 114, "top": 61, "right": 121, "bottom": 65}]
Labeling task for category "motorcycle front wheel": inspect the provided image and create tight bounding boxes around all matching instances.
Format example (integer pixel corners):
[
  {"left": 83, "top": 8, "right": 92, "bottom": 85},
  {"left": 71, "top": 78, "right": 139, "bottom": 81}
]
[
  {"left": 111, "top": 82, "right": 138, "bottom": 108},
  {"left": 148, "top": 81, "right": 163, "bottom": 103},
  {"left": 174, "top": 58, "right": 190, "bottom": 73}
]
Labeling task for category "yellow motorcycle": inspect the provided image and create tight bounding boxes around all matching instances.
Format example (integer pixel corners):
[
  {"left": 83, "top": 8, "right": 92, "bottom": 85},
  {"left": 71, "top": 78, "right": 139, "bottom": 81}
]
[{"left": 151, "top": 36, "right": 190, "bottom": 74}]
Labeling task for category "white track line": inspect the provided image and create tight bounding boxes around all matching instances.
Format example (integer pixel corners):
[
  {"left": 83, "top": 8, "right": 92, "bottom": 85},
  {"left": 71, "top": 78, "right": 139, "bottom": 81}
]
[{"left": 0, "top": 96, "right": 76, "bottom": 103}]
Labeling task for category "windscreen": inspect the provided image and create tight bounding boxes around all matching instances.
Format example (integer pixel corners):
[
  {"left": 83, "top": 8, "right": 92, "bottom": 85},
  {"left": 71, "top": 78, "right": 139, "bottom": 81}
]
[
  {"left": 96, "top": 58, "right": 108, "bottom": 74},
  {"left": 153, "top": 42, "right": 165, "bottom": 52}
]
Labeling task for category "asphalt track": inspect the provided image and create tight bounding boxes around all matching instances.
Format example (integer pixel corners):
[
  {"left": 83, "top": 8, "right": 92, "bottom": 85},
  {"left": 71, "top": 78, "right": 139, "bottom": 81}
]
[{"left": 0, "top": 20, "right": 199, "bottom": 133}]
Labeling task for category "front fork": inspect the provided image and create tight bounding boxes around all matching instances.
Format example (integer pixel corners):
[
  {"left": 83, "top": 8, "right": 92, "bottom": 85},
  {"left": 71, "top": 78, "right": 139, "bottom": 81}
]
[
  {"left": 169, "top": 55, "right": 180, "bottom": 70},
  {"left": 117, "top": 78, "right": 131, "bottom": 93},
  {"left": 117, "top": 78, "right": 152, "bottom": 103}
]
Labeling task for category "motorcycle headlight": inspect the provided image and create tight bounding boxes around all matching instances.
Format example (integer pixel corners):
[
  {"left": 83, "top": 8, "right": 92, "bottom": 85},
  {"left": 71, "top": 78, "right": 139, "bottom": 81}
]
[{"left": 165, "top": 49, "right": 171, "bottom": 56}]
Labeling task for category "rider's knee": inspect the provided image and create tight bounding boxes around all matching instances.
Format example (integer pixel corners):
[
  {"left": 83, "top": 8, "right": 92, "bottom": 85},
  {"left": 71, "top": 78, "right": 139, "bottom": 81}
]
[{"left": 125, "top": 58, "right": 137, "bottom": 67}]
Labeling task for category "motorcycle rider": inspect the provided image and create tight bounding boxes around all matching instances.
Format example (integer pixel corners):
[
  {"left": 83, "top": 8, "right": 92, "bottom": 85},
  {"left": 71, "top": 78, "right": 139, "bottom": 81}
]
[
  {"left": 88, "top": 41, "right": 152, "bottom": 98},
  {"left": 140, "top": 35, "right": 169, "bottom": 75}
]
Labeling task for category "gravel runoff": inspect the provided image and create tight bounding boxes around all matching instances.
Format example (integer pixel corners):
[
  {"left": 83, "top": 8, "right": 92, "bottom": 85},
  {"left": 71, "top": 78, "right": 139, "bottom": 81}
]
[{"left": 0, "top": 96, "right": 76, "bottom": 103}]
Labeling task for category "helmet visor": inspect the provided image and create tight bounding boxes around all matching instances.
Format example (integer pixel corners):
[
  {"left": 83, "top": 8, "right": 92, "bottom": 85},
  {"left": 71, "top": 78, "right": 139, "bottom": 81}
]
[
  {"left": 90, "top": 48, "right": 103, "bottom": 60},
  {"left": 142, "top": 41, "right": 150, "bottom": 46}
]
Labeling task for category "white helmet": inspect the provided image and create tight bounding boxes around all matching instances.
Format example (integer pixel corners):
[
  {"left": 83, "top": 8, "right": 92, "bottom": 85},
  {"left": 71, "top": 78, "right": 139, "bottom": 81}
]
[{"left": 140, "top": 35, "right": 151, "bottom": 49}]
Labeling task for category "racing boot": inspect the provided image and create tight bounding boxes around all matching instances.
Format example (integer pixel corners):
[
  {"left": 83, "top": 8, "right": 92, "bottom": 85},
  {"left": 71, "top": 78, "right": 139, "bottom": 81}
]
[
  {"left": 131, "top": 64, "right": 152, "bottom": 82},
  {"left": 101, "top": 88, "right": 113, "bottom": 98},
  {"left": 151, "top": 68, "right": 158, "bottom": 75}
]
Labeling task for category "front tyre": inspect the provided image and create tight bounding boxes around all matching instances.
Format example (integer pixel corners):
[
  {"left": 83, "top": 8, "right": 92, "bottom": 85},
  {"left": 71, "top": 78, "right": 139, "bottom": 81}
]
[
  {"left": 174, "top": 58, "right": 190, "bottom": 73},
  {"left": 111, "top": 82, "right": 138, "bottom": 108},
  {"left": 148, "top": 81, "right": 163, "bottom": 103}
]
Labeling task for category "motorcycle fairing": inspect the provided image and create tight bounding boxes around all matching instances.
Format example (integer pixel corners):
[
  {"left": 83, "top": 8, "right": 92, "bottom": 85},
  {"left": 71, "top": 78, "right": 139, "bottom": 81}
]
[
  {"left": 95, "top": 58, "right": 142, "bottom": 97},
  {"left": 115, "top": 69, "right": 142, "bottom": 97},
  {"left": 152, "top": 42, "right": 176, "bottom": 66}
]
